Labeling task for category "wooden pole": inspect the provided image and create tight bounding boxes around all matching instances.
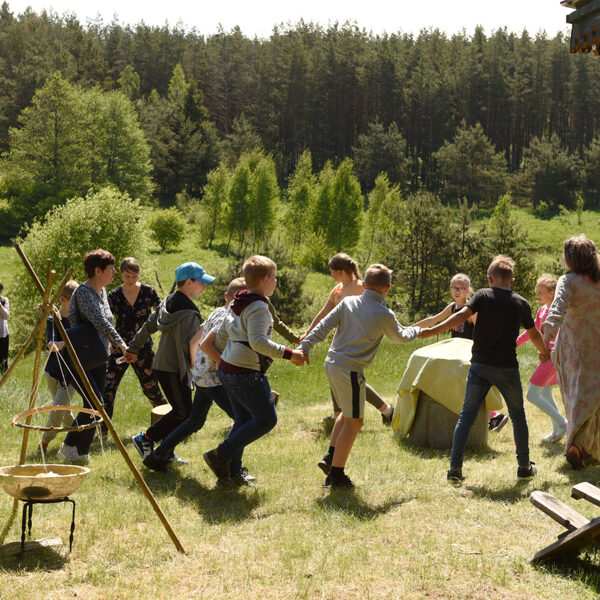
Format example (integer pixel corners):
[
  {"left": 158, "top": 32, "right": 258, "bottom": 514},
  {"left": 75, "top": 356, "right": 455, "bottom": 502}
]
[
  {"left": 52, "top": 308, "right": 186, "bottom": 554},
  {"left": 17, "top": 269, "right": 56, "bottom": 463}
]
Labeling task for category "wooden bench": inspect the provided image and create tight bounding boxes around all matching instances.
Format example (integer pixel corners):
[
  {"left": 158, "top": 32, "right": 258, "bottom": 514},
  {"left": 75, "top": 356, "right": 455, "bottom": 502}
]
[{"left": 530, "top": 482, "right": 600, "bottom": 562}]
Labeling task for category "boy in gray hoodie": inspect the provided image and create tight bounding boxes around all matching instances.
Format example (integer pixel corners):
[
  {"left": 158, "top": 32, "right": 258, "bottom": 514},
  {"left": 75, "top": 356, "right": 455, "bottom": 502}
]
[
  {"left": 300, "top": 264, "right": 420, "bottom": 489},
  {"left": 127, "top": 262, "right": 214, "bottom": 461},
  {"left": 203, "top": 255, "right": 305, "bottom": 486}
]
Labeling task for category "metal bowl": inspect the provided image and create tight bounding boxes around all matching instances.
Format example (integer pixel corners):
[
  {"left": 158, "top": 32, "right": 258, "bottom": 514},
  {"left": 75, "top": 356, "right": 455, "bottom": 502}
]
[{"left": 0, "top": 464, "right": 90, "bottom": 500}]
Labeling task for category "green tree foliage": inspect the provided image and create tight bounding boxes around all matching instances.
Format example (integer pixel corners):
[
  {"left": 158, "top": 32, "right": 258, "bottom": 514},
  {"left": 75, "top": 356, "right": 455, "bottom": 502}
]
[
  {"left": 86, "top": 88, "right": 153, "bottom": 200},
  {"left": 434, "top": 122, "right": 507, "bottom": 205},
  {"left": 226, "top": 158, "right": 251, "bottom": 249},
  {"left": 148, "top": 207, "right": 186, "bottom": 251},
  {"left": 3, "top": 72, "right": 90, "bottom": 196},
  {"left": 0, "top": 72, "right": 153, "bottom": 237},
  {"left": 249, "top": 154, "right": 279, "bottom": 249},
  {"left": 520, "top": 135, "right": 584, "bottom": 209},
  {"left": 583, "top": 137, "right": 600, "bottom": 207},
  {"left": 326, "top": 159, "right": 363, "bottom": 252},
  {"left": 283, "top": 150, "right": 316, "bottom": 247},
  {"left": 12, "top": 187, "right": 151, "bottom": 347},
  {"left": 221, "top": 113, "right": 263, "bottom": 167},
  {"left": 376, "top": 191, "right": 457, "bottom": 315},
  {"left": 352, "top": 120, "right": 409, "bottom": 192},
  {"left": 200, "top": 163, "right": 231, "bottom": 248},
  {"left": 118, "top": 65, "right": 141, "bottom": 102},
  {"left": 141, "top": 64, "right": 221, "bottom": 203},
  {"left": 225, "top": 150, "right": 279, "bottom": 252},
  {"left": 480, "top": 193, "right": 535, "bottom": 298},
  {"left": 1, "top": 11, "right": 600, "bottom": 207},
  {"left": 310, "top": 160, "right": 335, "bottom": 239},
  {"left": 361, "top": 173, "right": 397, "bottom": 264}
]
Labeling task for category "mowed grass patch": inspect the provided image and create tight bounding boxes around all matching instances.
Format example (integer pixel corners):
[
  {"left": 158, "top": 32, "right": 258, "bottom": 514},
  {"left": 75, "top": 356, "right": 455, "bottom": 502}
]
[{"left": 1, "top": 339, "right": 600, "bottom": 599}]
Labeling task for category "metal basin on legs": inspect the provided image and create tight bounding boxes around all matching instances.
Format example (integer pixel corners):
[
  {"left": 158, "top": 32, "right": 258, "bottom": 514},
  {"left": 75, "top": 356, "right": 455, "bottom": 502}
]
[{"left": 0, "top": 464, "right": 90, "bottom": 501}]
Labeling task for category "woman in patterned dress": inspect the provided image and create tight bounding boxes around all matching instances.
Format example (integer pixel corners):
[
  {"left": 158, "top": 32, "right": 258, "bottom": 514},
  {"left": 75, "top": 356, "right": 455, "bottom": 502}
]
[
  {"left": 104, "top": 257, "right": 166, "bottom": 426},
  {"left": 542, "top": 235, "right": 600, "bottom": 469}
]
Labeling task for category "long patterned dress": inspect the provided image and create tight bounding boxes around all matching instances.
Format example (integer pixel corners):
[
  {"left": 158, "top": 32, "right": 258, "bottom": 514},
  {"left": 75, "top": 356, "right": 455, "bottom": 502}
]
[{"left": 541, "top": 272, "right": 600, "bottom": 458}]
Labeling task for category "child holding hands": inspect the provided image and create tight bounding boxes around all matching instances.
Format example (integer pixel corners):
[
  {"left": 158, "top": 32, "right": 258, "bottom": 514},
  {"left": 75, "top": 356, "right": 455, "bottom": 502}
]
[
  {"left": 300, "top": 264, "right": 420, "bottom": 489},
  {"left": 516, "top": 274, "right": 566, "bottom": 443},
  {"left": 203, "top": 256, "right": 305, "bottom": 487},
  {"left": 419, "top": 256, "right": 548, "bottom": 482}
]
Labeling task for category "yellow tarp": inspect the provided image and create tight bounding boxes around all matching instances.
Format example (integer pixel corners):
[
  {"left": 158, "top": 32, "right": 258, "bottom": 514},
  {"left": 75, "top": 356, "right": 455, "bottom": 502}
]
[{"left": 392, "top": 338, "right": 504, "bottom": 435}]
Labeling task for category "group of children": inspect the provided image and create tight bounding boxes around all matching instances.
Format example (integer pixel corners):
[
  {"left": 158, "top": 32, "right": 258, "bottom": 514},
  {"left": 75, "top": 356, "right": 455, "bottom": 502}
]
[{"left": 38, "top": 245, "right": 566, "bottom": 489}]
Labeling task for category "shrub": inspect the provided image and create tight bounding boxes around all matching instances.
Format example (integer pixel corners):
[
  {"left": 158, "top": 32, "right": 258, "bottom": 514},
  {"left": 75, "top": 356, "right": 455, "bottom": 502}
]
[
  {"left": 12, "top": 187, "right": 152, "bottom": 348},
  {"left": 270, "top": 267, "right": 313, "bottom": 327},
  {"left": 532, "top": 200, "right": 549, "bottom": 218},
  {"left": 175, "top": 192, "right": 203, "bottom": 225},
  {"left": 297, "top": 232, "right": 332, "bottom": 272},
  {"left": 148, "top": 207, "right": 186, "bottom": 251}
]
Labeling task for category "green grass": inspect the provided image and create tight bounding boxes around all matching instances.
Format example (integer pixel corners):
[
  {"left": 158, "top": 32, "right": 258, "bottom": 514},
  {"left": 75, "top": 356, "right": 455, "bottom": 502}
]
[
  {"left": 1, "top": 217, "right": 600, "bottom": 598},
  {"left": 1, "top": 338, "right": 600, "bottom": 598}
]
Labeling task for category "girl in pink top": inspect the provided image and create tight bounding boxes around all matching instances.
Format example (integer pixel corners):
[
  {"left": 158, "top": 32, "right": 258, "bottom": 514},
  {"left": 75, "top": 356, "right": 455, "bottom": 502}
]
[{"left": 516, "top": 274, "right": 566, "bottom": 442}]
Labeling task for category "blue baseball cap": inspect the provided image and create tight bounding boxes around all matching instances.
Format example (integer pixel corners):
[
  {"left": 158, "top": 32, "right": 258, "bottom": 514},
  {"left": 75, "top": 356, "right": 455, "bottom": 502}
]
[{"left": 175, "top": 262, "right": 215, "bottom": 284}]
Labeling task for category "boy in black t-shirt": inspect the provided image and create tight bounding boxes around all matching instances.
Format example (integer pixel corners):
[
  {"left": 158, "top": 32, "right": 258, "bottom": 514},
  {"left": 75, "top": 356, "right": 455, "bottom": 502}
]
[{"left": 419, "top": 256, "right": 550, "bottom": 482}]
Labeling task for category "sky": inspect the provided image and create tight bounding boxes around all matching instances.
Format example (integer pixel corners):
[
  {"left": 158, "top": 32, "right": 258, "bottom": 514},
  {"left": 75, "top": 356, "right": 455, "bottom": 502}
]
[{"left": 7, "top": 1, "right": 573, "bottom": 39}]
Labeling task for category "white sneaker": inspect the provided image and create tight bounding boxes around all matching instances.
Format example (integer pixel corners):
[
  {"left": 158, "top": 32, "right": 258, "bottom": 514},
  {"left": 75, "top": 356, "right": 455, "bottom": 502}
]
[{"left": 58, "top": 443, "right": 80, "bottom": 461}]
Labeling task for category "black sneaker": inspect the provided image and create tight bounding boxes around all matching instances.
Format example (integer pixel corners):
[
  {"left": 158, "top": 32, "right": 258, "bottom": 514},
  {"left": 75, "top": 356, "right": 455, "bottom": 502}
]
[
  {"left": 447, "top": 468, "right": 465, "bottom": 483},
  {"left": 167, "top": 451, "right": 189, "bottom": 465},
  {"left": 229, "top": 471, "right": 251, "bottom": 487},
  {"left": 322, "top": 474, "right": 331, "bottom": 487},
  {"left": 204, "top": 449, "right": 232, "bottom": 485},
  {"left": 330, "top": 472, "right": 354, "bottom": 489},
  {"left": 240, "top": 466, "right": 256, "bottom": 482},
  {"left": 318, "top": 453, "right": 333, "bottom": 476},
  {"left": 489, "top": 413, "right": 509, "bottom": 432},
  {"left": 143, "top": 451, "right": 168, "bottom": 472},
  {"left": 517, "top": 462, "right": 537, "bottom": 480}
]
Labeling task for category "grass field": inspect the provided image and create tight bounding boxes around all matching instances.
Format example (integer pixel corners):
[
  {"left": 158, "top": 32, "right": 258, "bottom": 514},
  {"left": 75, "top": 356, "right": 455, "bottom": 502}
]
[{"left": 1, "top": 213, "right": 600, "bottom": 599}]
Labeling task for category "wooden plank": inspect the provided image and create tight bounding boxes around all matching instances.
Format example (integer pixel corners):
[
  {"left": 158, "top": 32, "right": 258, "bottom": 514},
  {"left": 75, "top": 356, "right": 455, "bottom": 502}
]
[
  {"left": 0, "top": 537, "right": 62, "bottom": 556},
  {"left": 530, "top": 491, "right": 589, "bottom": 531},
  {"left": 532, "top": 516, "right": 600, "bottom": 563},
  {"left": 572, "top": 482, "right": 600, "bottom": 508}
]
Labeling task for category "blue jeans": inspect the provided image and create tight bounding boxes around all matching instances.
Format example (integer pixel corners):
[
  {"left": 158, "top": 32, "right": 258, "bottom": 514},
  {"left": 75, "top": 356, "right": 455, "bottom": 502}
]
[
  {"left": 217, "top": 370, "right": 278, "bottom": 475},
  {"left": 451, "top": 363, "right": 530, "bottom": 470},
  {"left": 153, "top": 384, "right": 234, "bottom": 460}
]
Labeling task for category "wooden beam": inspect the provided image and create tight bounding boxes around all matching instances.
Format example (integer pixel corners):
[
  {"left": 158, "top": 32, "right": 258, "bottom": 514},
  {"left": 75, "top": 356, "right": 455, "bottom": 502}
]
[
  {"left": 572, "top": 482, "right": 600, "bottom": 507},
  {"left": 530, "top": 491, "right": 589, "bottom": 531}
]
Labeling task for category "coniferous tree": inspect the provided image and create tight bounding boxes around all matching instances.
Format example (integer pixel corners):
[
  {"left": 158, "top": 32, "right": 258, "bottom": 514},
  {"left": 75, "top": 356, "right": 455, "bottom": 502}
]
[{"left": 434, "top": 122, "right": 507, "bottom": 205}]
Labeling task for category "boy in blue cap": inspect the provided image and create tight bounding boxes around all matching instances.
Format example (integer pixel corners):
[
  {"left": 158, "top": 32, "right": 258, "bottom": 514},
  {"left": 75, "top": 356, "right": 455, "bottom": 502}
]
[{"left": 127, "top": 262, "right": 214, "bottom": 462}]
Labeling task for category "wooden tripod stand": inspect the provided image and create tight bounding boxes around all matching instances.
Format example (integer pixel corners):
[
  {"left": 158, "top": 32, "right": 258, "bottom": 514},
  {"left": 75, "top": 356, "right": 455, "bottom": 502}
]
[{"left": 0, "top": 244, "right": 185, "bottom": 553}]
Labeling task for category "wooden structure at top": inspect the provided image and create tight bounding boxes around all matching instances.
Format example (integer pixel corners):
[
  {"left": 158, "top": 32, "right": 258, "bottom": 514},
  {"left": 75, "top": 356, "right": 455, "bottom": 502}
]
[{"left": 562, "top": 0, "right": 600, "bottom": 54}]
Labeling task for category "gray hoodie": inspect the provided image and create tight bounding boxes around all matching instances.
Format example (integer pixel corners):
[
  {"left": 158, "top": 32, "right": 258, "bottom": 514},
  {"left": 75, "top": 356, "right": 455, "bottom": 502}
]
[
  {"left": 300, "top": 288, "right": 420, "bottom": 373},
  {"left": 128, "top": 293, "right": 201, "bottom": 385}
]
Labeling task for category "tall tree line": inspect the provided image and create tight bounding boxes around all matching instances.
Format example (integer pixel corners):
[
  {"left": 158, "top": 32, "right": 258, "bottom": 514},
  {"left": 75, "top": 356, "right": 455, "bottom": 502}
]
[{"left": 0, "top": 3, "right": 599, "bottom": 189}]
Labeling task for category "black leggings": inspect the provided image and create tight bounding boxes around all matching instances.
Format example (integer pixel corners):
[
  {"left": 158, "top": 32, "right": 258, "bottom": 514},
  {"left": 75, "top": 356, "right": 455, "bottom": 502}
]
[
  {"left": 0, "top": 335, "right": 8, "bottom": 372},
  {"left": 63, "top": 362, "right": 107, "bottom": 454},
  {"left": 146, "top": 370, "right": 192, "bottom": 442}
]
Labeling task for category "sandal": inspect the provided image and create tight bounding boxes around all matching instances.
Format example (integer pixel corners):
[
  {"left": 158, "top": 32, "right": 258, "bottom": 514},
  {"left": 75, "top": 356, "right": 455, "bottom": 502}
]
[{"left": 566, "top": 443, "right": 586, "bottom": 470}]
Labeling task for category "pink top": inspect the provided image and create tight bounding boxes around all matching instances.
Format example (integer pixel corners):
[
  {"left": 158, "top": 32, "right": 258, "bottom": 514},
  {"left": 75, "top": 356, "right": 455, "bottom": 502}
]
[{"left": 516, "top": 304, "right": 555, "bottom": 350}]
